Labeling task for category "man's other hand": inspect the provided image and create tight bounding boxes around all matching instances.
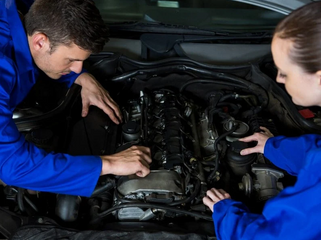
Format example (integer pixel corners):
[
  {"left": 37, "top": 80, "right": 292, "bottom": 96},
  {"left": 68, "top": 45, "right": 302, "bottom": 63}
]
[{"left": 75, "top": 72, "right": 122, "bottom": 124}]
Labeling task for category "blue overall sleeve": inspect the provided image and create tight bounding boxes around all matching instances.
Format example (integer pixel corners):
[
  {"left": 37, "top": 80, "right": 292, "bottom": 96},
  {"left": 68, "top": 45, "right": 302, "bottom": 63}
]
[
  {"left": 0, "top": 55, "right": 102, "bottom": 197},
  {"left": 212, "top": 135, "right": 321, "bottom": 239},
  {"left": 264, "top": 134, "right": 321, "bottom": 176}
]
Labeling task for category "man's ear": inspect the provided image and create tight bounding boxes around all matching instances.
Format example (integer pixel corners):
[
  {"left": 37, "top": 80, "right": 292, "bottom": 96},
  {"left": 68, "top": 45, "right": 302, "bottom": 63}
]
[{"left": 30, "top": 33, "right": 50, "bottom": 52}]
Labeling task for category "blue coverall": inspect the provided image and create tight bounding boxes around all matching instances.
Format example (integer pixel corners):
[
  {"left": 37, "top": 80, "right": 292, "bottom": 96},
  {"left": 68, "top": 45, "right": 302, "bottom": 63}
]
[
  {"left": 213, "top": 134, "right": 321, "bottom": 239},
  {"left": 0, "top": 0, "right": 102, "bottom": 196}
]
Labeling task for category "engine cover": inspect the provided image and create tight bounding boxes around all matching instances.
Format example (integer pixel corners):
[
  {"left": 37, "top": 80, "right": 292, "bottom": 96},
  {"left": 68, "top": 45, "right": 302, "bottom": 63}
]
[
  {"left": 117, "top": 170, "right": 184, "bottom": 203},
  {"left": 114, "top": 89, "right": 209, "bottom": 211}
]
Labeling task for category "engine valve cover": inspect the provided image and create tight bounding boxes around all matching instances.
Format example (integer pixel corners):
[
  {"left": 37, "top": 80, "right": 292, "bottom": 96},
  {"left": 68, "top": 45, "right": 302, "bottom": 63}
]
[{"left": 117, "top": 170, "right": 184, "bottom": 203}]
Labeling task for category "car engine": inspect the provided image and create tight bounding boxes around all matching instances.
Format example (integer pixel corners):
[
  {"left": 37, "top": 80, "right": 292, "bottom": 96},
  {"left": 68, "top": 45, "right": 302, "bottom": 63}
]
[
  {"left": 3, "top": 56, "right": 303, "bottom": 231},
  {"left": 70, "top": 85, "right": 285, "bottom": 225}
]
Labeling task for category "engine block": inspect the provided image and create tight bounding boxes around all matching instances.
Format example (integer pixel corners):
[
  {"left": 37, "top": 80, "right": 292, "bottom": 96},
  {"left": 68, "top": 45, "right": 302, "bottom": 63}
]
[
  {"left": 110, "top": 88, "right": 284, "bottom": 220},
  {"left": 116, "top": 90, "right": 205, "bottom": 204}
]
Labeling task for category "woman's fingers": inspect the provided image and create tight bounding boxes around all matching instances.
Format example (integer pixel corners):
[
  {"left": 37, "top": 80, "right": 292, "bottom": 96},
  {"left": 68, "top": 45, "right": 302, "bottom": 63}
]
[{"left": 203, "top": 188, "right": 231, "bottom": 212}]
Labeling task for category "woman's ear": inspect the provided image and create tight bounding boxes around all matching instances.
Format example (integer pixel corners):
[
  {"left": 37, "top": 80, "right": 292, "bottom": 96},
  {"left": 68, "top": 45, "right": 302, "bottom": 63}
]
[{"left": 316, "top": 70, "right": 321, "bottom": 86}]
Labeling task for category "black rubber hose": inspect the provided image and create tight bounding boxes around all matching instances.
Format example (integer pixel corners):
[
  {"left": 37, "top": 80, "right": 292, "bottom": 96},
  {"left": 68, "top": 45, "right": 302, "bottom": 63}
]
[
  {"left": 179, "top": 79, "right": 246, "bottom": 94},
  {"left": 91, "top": 181, "right": 115, "bottom": 197},
  {"left": 24, "top": 195, "right": 39, "bottom": 212},
  {"left": 17, "top": 188, "right": 25, "bottom": 213},
  {"left": 207, "top": 123, "right": 239, "bottom": 182}
]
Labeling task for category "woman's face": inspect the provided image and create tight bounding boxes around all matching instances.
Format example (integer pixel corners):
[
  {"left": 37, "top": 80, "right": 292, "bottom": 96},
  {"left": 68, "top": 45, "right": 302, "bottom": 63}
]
[{"left": 271, "top": 36, "right": 321, "bottom": 107}]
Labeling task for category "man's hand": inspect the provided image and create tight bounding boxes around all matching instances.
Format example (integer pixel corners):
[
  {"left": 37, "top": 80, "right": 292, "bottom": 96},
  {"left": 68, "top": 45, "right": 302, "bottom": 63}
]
[
  {"left": 239, "top": 126, "right": 274, "bottom": 155},
  {"left": 203, "top": 188, "right": 231, "bottom": 212},
  {"left": 75, "top": 72, "right": 122, "bottom": 124},
  {"left": 100, "top": 146, "right": 152, "bottom": 177}
]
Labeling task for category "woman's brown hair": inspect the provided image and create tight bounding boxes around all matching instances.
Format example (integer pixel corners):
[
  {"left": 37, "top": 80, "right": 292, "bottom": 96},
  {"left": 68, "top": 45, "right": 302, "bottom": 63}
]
[{"left": 274, "top": 2, "right": 321, "bottom": 74}]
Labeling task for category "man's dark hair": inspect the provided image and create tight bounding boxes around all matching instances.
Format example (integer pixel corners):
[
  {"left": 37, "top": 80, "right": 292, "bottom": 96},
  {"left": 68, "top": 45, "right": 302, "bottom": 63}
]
[
  {"left": 274, "top": 2, "right": 321, "bottom": 74},
  {"left": 24, "top": 0, "right": 109, "bottom": 53}
]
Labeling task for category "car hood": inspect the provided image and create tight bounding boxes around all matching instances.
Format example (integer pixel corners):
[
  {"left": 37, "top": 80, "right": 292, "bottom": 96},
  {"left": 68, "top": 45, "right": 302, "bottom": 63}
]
[{"left": 235, "top": 0, "right": 310, "bottom": 14}]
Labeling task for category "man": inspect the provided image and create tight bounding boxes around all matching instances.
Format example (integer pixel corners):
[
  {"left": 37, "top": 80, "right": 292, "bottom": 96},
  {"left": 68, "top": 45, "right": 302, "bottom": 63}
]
[{"left": 0, "top": 0, "right": 152, "bottom": 197}]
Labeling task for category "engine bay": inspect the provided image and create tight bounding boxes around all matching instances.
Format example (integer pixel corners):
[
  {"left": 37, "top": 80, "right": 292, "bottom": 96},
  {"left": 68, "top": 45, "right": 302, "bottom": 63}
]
[{"left": 2, "top": 54, "right": 316, "bottom": 236}]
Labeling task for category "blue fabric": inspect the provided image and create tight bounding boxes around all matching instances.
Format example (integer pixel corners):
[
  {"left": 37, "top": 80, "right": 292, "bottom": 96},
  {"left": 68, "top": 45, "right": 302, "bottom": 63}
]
[
  {"left": 212, "top": 134, "right": 321, "bottom": 240},
  {"left": 0, "top": 0, "right": 102, "bottom": 197}
]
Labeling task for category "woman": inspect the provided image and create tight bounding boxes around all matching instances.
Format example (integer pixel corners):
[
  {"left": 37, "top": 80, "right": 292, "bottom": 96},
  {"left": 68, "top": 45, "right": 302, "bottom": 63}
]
[{"left": 203, "top": 2, "right": 321, "bottom": 239}]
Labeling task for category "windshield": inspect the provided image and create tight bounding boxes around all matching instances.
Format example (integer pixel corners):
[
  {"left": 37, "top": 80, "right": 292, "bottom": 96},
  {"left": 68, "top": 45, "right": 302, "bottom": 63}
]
[{"left": 95, "top": 0, "right": 285, "bottom": 31}]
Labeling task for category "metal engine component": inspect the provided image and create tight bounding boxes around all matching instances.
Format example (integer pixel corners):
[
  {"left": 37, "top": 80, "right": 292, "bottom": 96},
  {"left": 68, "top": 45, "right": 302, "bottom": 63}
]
[
  {"left": 114, "top": 90, "right": 209, "bottom": 220},
  {"left": 252, "top": 165, "right": 284, "bottom": 202},
  {"left": 239, "top": 165, "right": 284, "bottom": 201},
  {"left": 197, "top": 114, "right": 218, "bottom": 157},
  {"left": 150, "top": 91, "right": 186, "bottom": 169},
  {"left": 224, "top": 120, "right": 250, "bottom": 142},
  {"left": 117, "top": 170, "right": 184, "bottom": 202},
  {"left": 117, "top": 207, "right": 157, "bottom": 221},
  {"left": 240, "top": 173, "right": 253, "bottom": 197}
]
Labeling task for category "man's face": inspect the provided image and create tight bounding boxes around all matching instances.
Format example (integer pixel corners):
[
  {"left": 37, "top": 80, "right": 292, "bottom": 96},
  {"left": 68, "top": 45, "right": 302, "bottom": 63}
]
[
  {"left": 29, "top": 34, "right": 91, "bottom": 79},
  {"left": 271, "top": 36, "right": 321, "bottom": 107}
]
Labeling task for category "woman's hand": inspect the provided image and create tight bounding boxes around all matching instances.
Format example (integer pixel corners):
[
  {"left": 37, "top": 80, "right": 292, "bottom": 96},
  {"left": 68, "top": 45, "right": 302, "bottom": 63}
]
[
  {"left": 203, "top": 188, "right": 231, "bottom": 212},
  {"left": 239, "top": 126, "right": 274, "bottom": 155}
]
